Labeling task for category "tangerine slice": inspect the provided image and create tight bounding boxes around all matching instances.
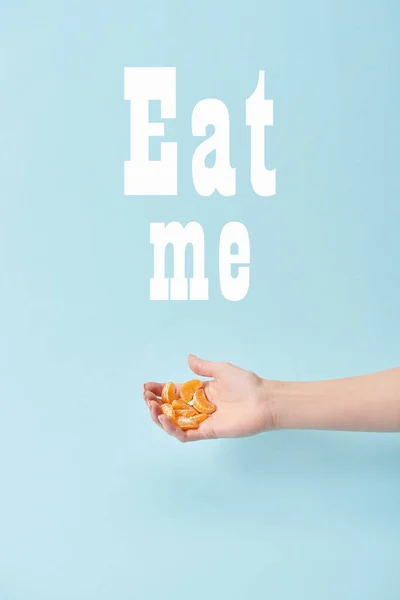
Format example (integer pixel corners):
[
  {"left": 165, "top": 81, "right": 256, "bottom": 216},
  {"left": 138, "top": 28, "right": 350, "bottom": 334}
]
[
  {"left": 192, "top": 388, "right": 216, "bottom": 414},
  {"left": 160, "top": 403, "right": 176, "bottom": 419},
  {"left": 180, "top": 379, "right": 202, "bottom": 404},
  {"left": 175, "top": 408, "right": 198, "bottom": 418},
  {"left": 161, "top": 382, "right": 178, "bottom": 404},
  {"left": 172, "top": 399, "right": 191, "bottom": 410},
  {"left": 192, "top": 413, "right": 208, "bottom": 424},
  {"left": 175, "top": 416, "right": 199, "bottom": 430}
]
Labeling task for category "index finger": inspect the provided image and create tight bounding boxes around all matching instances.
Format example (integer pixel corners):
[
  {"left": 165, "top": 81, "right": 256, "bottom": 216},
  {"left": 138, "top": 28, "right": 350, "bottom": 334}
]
[{"left": 143, "top": 382, "right": 164, "bottom": 397}]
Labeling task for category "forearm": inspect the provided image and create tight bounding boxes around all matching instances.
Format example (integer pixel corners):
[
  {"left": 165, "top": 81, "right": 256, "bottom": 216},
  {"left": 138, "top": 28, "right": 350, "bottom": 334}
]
[{"left": 268, "top": 368, "right": 400, "bottom": 432}]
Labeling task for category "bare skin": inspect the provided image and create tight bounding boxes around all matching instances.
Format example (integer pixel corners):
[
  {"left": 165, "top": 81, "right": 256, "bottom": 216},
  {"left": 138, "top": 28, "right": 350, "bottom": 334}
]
[{"left": 143, "top": 355, "right": 400, "bottom": 443}]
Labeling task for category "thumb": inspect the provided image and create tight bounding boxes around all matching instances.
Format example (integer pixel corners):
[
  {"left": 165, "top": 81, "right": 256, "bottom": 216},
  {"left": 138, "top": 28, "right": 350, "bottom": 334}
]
[{"left": 188, "top": 354, "right": 220, "bottom": 379}]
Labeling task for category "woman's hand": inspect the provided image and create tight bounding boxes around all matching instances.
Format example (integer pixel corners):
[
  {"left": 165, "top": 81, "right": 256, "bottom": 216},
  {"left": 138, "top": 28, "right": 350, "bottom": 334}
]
[
  {"left": 143, "top": 354, "right": 276, "bottom": 442},
  {"left": 144, "top": 361, "right": 400, "bottom": 438}
]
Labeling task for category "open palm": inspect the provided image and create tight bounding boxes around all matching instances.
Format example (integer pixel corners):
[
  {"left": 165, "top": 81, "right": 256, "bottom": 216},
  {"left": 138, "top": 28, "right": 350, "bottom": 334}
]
[{"left": 143, "top": 355, "right": 274, "bottom": 442}]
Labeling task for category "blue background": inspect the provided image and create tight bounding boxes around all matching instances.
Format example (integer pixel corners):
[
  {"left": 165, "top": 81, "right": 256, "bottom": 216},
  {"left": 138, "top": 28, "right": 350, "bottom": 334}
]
[{"left": 1, "top": 1, "right": 400, "bottom": 598}]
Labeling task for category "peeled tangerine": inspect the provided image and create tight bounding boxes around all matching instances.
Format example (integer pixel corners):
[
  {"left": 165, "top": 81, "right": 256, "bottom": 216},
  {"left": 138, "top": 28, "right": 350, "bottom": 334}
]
[
  {"left": 161, "top": 382, "right": 178, "bottom": 404},
  {"left": 175, "top": 416, "right": 200, "bottom": 430},
  {"left": 192, "top": 413, "right": 208, "bottom": 424},
  {"left": 172, "top": 399, "right": 191, "bottom": 410},
  {"left": 159, "top": 379, "right": 216, "bottom": 431},
  {"left": 179, "top": 379, "right": 202, "bottom": 404},
  {"left": 175, "top": 408, "right": 198, "bottom": 418},
  {"left": 192, "top": 388, "right": 216, "bottom": 415},
  {"left": 160, "top": 403, "right": 175, "bottom": 419}
]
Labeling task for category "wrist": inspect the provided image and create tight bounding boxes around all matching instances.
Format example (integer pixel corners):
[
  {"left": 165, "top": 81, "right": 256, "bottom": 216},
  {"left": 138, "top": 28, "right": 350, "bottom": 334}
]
[
  {"left": 259, "top": 378, "right": 287, "bottom": 431},
  {"left": 261, "top": 379, "right": 307, "bottom": 431}
]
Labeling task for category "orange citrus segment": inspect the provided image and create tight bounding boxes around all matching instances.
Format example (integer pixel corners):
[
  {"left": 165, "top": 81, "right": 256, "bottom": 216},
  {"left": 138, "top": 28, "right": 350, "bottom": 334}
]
[
  {"left": 160, "top": 403, "right": 175, "bottom": 419},
  {"left": 172, "top": 399, "right": 191, "bottom": 410},
  {"left": 161, "top": 382, "right": 178, "bottom": 404},
  {"left": 192, "top": 388, "right": 216, "bottom": 414},
  {"left": 180, "top": 379, "right": 202, "bottom": 404},
  {"left": 192, "top": 413, "right": 208, "bottom": 424},
  {"left": 175, "top": 408, "right": 198, "bottom": 418},
  {"left": 175, "top": 416, "right": 199, "bottom": 430}
]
